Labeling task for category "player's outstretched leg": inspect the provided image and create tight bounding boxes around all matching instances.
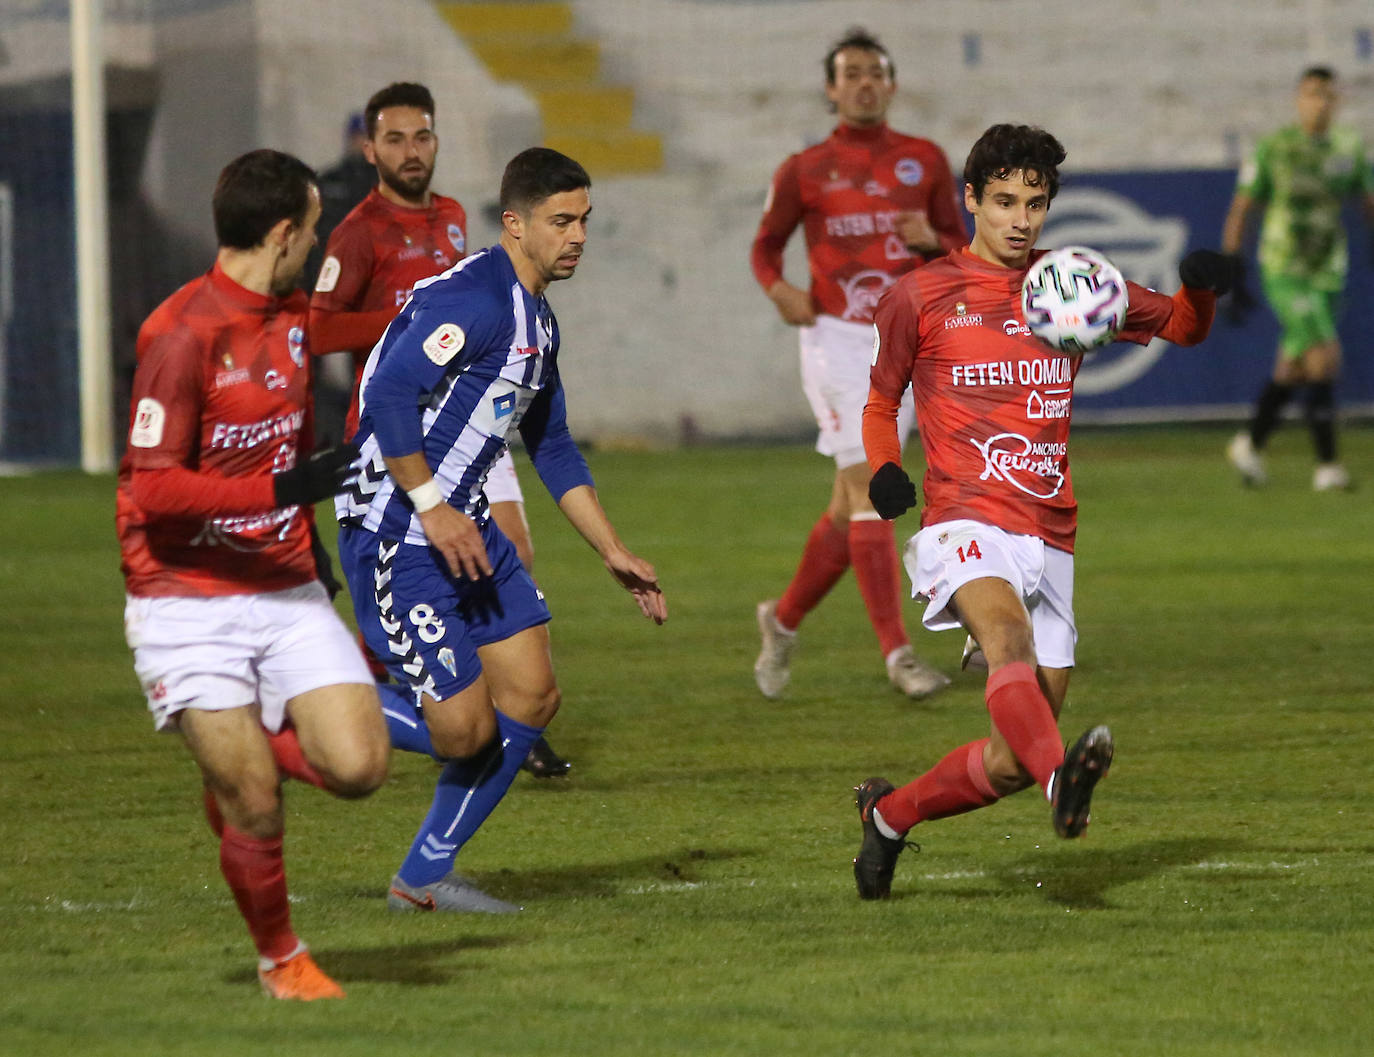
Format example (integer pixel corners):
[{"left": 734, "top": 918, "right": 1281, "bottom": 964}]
[
  {"left": 1051, "top": 725, "right": 1114, "bottom": 838},
  {"left": 522, "top": 734, "right": 571, "bottom": 777},
  {"left": 852, "top": 778, "right": 917, "bottom": 900}
]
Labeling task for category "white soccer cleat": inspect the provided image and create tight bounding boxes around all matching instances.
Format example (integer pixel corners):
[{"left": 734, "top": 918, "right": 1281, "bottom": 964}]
[
  {"left": 885, "top": 645, "right": 950, "bottom": 698},
  {"left": 754, "top": 600, "right": 796, "bottom": 698},
  {"left": 1312, "top": 463, "right": 1351, "bottom": 492},
  {"left": 960, "top": 635, "right": 988, "bottom": 672},
  {"left": 1226, "top": 432, "right": 1267, "bottom": 486}
]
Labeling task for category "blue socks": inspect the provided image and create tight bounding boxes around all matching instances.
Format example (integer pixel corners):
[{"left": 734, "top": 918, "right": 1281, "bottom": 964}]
[
  {"left": 377, "top": 683, "right": 437, "bottom": 757},
  {"left": 395, "top": 709, "right": 544, "bottom": 887}
]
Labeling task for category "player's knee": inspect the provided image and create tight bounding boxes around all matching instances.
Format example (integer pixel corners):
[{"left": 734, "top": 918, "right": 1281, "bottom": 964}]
[
  {"left": 215, "top": 783, "right": 284, "bottom": 838},
  {"left": 326, "top": 741, "right": 389, "bottom": 799},
  {"left": 430, "top": 708, "right": 498, "bottom": 760}
]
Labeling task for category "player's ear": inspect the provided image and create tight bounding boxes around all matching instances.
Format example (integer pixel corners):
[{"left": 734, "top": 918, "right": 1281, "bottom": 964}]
[
  {"left": 501, "top": 209, "right": 524, "bottom": 239},
  {"left": 265, "top": 216, "right": 295, "bottom": 252},
  {"left": 963, "top": 182, "right": 978, "bottom": 212}
]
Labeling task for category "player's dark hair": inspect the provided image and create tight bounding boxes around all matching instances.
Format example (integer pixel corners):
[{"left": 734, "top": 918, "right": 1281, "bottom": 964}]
[
  {"left": 364, "top": 82, "right": 436, "bottom": 137},
  {"left": 824, "top": 26, "right": 894, "bottom": 83},
  {"left": 963, "top": 124, "right": 1067, "bottom": 202},
  {"left": 1299, "top": 65, "right": 1335, "bottom": 83},
  {"left": 212, "top": 149, "right": 317, "bottom": 250},
  {"left": 499, "top": 147, "right": 591, "bottom": 215}
]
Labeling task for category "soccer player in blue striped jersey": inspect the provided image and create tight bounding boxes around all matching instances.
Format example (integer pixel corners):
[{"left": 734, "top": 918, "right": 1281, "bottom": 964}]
[{"left": 336, "top": 147, "right": 667, "bottom": 913}]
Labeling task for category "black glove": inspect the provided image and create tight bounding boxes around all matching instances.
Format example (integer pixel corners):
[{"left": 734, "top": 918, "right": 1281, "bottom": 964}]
[
  {"left": 868, "top": 461, "right": 917, "bottom": 520},
  {"left": 309, "top": 523, "right": 342, "bottom": 600},
  {"left": 1178, "top": 250, "right": 1240, "bottom": 295},
  {"left": 272, "top": 442, "right": 360, "bottom": 508}
]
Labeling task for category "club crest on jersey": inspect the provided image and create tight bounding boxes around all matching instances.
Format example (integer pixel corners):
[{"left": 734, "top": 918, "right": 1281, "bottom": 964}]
[
  {"left": 422, "top": 323, "right": 465, "bottom": 365},
  {"left": 492, "top": 393, "right": 516, "bottom": 420},
  {"left": 447, "top": 224, "right": 465, "bottom": 254},
  {"left": 130, "top": 397, "right": 166, "bottom": 448},
  {"left": 315, "top": 255, "right": 341, "bottom": 293},
  {"left": 287, "top": 326, "right": 306, "bottom": 366},
  {"left": 894, "top": 158, "right": 924, "bottom": 186}
]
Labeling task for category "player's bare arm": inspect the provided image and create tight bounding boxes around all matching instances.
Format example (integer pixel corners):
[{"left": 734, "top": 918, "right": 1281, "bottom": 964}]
[
  {"left": 1220, "top": 191, "right": 1257, "bottom": 255},
  {"left": 383, "top": 450, "right": 492, "bottom": 580},
  {"left": 556, "top": 484, "right": 667, "bottom": 624}
]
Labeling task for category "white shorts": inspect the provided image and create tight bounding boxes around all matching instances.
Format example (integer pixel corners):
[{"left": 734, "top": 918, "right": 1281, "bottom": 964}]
[
  {"left": 485, "top": 447, "right": 525, "bottom": 506},
  {"left": 799, "top": 314, "right": 915, "bottom": 469},
  {"left": 124, "top": 581, "right": 374, "bottom": 732},
  {"left": 903, "top": 519, "right": 1077, "bottom": 668}
]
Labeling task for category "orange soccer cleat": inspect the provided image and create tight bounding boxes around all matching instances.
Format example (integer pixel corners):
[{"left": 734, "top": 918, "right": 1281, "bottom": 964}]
[{"left": 258, "top": 950, "right": 345, "bottom": 1001}]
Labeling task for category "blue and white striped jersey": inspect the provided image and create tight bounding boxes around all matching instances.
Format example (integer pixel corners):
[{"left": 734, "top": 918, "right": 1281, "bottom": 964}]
[{"left": 335, "top": 244, "right": 592, "bottom": 544}]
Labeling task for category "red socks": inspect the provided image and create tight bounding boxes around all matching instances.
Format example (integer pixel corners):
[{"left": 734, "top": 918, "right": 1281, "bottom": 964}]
[
  {"left": 984, "top": 661, "right": 1063, "bottom": 794},
  {"left": 776, "top": 513, "right": 850, "bottom": 630},
  {"left": 219, "top": 825, "right": 298, "bottom": 963},
  {"left": 875, "top": 664, "right": 1064, "bottom": 834},
  {"left": 877, "top": 738, "right": 999, "bottom": 832},
  {"left": 848, "top": 516, "right": 908, "bottom": 657},
  {"left": 267, "top": 724, "right": 328, "bottom": 789}
]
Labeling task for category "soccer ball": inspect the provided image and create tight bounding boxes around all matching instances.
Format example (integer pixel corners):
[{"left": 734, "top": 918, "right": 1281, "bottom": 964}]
[{"left": 1020, "top": 246, "right": 1128, "bottom": 352}]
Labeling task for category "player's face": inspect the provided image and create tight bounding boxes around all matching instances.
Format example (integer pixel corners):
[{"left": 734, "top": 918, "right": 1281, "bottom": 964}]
[
  {"left": 365, "top": 105, "right": 438, "bottom": 204},
  {"left": 825, "top": 47, "right": 895, "bottom": 128},
  {"left": 1295, "top": 75, "right": 1337, "bottom": 135},
  {"left": 964, "top": 171, "right": 1050, "bottom": 269},
  {"left": 272, "top": 185, "right": 322, "bottom": 295},
  {"left": 507, "top": 188, "right": 591, "bottom": 291}
]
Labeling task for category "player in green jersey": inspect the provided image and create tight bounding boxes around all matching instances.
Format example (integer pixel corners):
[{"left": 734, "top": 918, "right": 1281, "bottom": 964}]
[{"left": 1221, "top": 66, "right": 1374, "bottom": 491}]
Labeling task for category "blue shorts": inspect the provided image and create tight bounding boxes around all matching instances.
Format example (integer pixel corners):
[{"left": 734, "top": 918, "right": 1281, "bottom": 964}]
[{"left": 338, "top": 519, "right": 550, "bottom": 701}]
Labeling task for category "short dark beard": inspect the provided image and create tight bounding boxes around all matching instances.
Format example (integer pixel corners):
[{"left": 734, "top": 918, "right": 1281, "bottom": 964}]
[{"left": 378, "top": 160, "right": 432, "bottom": 205}]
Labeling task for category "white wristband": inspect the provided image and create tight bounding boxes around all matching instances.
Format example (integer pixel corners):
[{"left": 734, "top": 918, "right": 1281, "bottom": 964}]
[{"left": 407, "top": 479, "right": 444, "bottom": 514}]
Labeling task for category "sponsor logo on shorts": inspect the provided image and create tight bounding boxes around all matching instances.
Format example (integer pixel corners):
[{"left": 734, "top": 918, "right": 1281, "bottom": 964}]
[
  {"left": 969, "top": 432, "right": 1066, "bottom": 499},
  {"left": 437, "top": 646, "right": 457, "bottom": 677},
  {"left": 493, "top": 393, "right": 516, "bottom": 419}
]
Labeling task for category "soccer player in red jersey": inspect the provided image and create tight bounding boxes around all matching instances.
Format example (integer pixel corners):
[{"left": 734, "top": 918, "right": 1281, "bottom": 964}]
[
  {"left": 750, "top": 27, "right": 965, "bottom": 701},
  {"left": 117, "top": 149, "right": 389, "bottom": 996},
  {"left": 851, "top": 123, "right": 1240, "bottom": 899},
  {"left": 309, "top": 82, "right": 568, "bottom": 776}
]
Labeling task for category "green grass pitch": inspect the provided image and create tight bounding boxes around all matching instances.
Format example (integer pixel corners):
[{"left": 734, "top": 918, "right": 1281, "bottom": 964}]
[{"left": 1, "top": 425, "right": 1371, "bottom": 1056}]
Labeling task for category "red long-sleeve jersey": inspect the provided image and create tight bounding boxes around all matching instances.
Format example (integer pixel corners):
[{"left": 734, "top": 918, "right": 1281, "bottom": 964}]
[{"left": 751, "top": 123, "right": 967, "bottom": 324}]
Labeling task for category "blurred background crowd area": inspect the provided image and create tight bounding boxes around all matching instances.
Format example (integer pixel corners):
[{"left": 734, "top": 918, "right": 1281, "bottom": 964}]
[{"left": 1, "top": 0, "right": 1371, "bottom": 463}]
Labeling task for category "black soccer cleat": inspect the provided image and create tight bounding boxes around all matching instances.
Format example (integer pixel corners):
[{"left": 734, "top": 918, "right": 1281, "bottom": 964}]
[
  {"left": 853, "top": 777, "right": 916, "bottom": 900},
  {"left": 522, "top": 735, "right": 571, "bottom": 778},
  {"left": 1051, "top": 725, "right": 1114, "bottom": 838}
]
